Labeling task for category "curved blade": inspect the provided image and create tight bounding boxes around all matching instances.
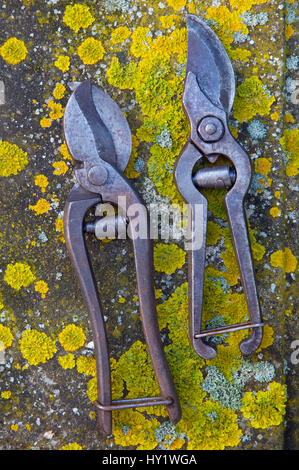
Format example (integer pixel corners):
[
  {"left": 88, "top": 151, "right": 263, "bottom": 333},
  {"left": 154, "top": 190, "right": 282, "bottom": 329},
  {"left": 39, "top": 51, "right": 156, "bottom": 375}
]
[
  {"left": 186, "top": 14, "right": 235, "bottom": 114},
  {"left": 64, "top": 80, "right": 132, "bottom": 172}
]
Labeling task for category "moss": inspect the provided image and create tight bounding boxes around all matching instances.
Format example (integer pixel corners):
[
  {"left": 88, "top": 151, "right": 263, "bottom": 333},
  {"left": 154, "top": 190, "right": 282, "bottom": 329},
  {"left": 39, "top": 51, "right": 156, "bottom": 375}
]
[
  {"left": 29, "top": 198, "right": 51, "bottom": 215},
  {"left": 241, "top": 382, "right": 287, "bottom": 429},
  {"left": 63, "top": 4, "right": 95, "bottom": 33},
  {"left": 0, "top": 37, "right": 27, "bottom": 64},
  {"left": 279, "top": 129, "right": 299, "bottom": 177},
  {"left": 154, "top": 243, "right": 186, "bottom": 275},
  {"left": 4, "top": 262, "right": 36, "bottom": 291},
  {"left": 233, "top": 76, "right": 275, "bottom": 123},
  {"left": 0, "top": 324, "right": 14, "bottom": 349},
  {"left": 19, "top": 329, "right": 57, "bottom": 365},
  {"left": 0, "top": 141, "right": 28, "bottom": 177},
  {"left": 270, "top": 248, "right": 297, "bottom": 273},
  {"left": 77, "top": 37, "right": 105, "bottom": 65}
]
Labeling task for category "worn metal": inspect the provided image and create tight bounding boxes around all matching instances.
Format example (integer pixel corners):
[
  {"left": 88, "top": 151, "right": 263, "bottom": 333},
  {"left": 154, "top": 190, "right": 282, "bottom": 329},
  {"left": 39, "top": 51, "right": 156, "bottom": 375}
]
[
  {"left": 63, "top": 80, "right": 181, "bottom": 435},
  {"left": 174, "top": 15, "right": 264, "bottom": 360}
]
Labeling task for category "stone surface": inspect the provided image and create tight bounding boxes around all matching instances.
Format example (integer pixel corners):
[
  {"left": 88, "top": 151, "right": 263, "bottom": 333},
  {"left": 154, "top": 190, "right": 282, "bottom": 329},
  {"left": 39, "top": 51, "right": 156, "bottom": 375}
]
[{"left": 0, "top": 0, "right": 298, "bottom": 450}]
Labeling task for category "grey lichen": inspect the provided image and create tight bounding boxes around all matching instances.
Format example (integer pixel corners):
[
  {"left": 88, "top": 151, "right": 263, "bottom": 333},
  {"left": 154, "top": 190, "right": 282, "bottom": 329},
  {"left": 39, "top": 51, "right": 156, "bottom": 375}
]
[
  {"left": 204, "top": 314, "right": 229, "bottom": 346},
  {"left": 156, "top": 128, "right": 173, "bottom": 150},
  {"left": 201, "top": 366, "right": 243, "bottom": 410},
  {"left": 241, "top": 11, "right": 269, "bottom": 27},
  {"left": 247, "top": 120, "right": 268, "bottom": 140},
  {"left": 201, "top": 360, "right": 276, "bottom": 410}
]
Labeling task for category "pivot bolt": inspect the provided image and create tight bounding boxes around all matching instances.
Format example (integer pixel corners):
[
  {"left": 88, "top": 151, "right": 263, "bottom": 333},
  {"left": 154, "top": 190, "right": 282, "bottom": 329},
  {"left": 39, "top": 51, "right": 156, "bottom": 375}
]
[
  {"left": 87, "top": 165, "right": 108, "bottom": 186},
  {"left": 197, "top": 116, "right": 224, "bottom": 142}
]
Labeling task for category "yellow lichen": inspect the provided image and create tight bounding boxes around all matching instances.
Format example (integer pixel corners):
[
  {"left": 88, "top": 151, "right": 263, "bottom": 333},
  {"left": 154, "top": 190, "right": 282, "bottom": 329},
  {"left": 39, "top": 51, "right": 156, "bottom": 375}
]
[
  {"left": 55, "top": 217, "right": 65, "bottom": 243},
  {"left": 77, "top": 38, "right": 105, "bottom": 65},
  {"left": 1, "top": 390, "right": 12, "bottom": 399},
  {"left": 63, "top": 4, "right": 95, "bottom": 33},
  {"left": 53, "top": 83, "right": 66, "bottom": 100},
  {"left": 59, "top": 443, "right": 83, "bottom": 450},
  {"left": 154, "top": 243, "right": 186, "bottom": 275},
  {"left": 48, "top": 100, "right": 64, "bottom": 120},
  {"left": 206, "top": 5, "right": 248, "bottom": 47},
  {"left": 59, "top": 142, "right": 72, "bottom": 161},
  {"left": 76, "top": 356, "right": 96, "bottom": 376},
  {"left": 270, "top": 248, "right": 297, "bottom": 273},
  {"left": 124, "top": 134, "right": 140, "bottom": 179},
  {"left": 54, "top": 55, "right": 70, "bottom": 72},
  {"left": 58, "top": 353, "right": 76, "bottom": 370},
  {"left": 269, "top": 206, "right": 281, "bottom": 218},
  {"left": 4, "top": 262, "right": 36, "bottom": 291},
  {"left": 285, "top": 23, "right": 294, "bottom": 41},
  {"left": 0, "top": 141, "right": 28, "bottom": 177},
  {"left": 233, "top": 76, "right": 275, "bottom": 123},
  {"left": 58, "top": 324, "right": 86, "bottom": 352},
  {"left": 179, "top": 401, "right": 242, "bottom": 450},
  {"left": 11, "top": 424, "right": 18, "bottom": 432},
  {"left": 241, "top": 382, "right": 287, "bottom": 429},
  {"left": 167, "top": 0, "right": 187, "bottom": 11},
  {"left": 280, "top": 129, "right": 299, "bottom": 177},
  {"left": 34, "top": 280, "right": 49, "bottom": 299},
  {"left": 0, "top": 37, "right": 28, "bottom": 64},
  {"left": 19, "top": 329, "right": 57, "bottom": 365},
  {"left": 229, "top": 0, "right": 270, "bottom": 13},
  {"left": 34, "top": 174, "right": 49, "bottom": 193},
  {"left": 40, "top": 117, "right": 52, "bottom": 128},
  {"left": 52, "top": 161, "right": 69, "bottom": 175},
  {"left": 110, "top": 26, "right": 131, "bottom": 45},
  {"left": 29, "top": 198, "right": 51, "bottom": 215},
  {"left": 285, "top": 113, "right": 295, "bottom": 124},
  {"left": 254, "top": 157, "right": 272, "bottom": 187},
  {"left": 0, "top": 324, "right": 14, "bottom": 349}
]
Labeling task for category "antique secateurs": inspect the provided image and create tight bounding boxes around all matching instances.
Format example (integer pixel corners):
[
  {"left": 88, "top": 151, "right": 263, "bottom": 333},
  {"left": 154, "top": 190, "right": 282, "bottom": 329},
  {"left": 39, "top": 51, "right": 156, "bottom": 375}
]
[
  {"left": 174, "top": 15, "right": 264, "bottom": 360},
  {"left": 63, "top": 80, "right": 181, "bottom": 435}
]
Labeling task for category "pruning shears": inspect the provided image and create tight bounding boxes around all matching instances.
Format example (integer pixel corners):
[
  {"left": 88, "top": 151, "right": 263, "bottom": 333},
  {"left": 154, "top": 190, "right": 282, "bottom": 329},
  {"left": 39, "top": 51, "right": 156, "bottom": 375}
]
[
  {"left": 174, "top": 15, "right": 264, "bottom": 360},
  {"left": 63, "top": 80, "right": 181, "bottom": 435}
]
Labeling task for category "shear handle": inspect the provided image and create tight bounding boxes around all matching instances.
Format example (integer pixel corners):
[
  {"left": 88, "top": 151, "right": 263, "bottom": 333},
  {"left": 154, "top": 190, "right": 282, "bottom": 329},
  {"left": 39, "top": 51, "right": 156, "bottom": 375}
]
[
  {"left": 174, "top": 142, "right": 217, "bottom": 360},
  {"left": 99, "top": 169, "right": 181, "bottom": 425},
  {"left": 63, "top": 184, "right": 112, "bottom": 435}
]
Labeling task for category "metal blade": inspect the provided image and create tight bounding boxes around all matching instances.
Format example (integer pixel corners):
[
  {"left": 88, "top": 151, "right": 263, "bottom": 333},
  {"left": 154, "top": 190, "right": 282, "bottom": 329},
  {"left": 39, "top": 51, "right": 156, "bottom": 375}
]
[
  {"left": 64, "top": 80, "right": 132, "bottom": 173},
  {"left": 186, "top": 14, "right": 235, "bottom": 114}
]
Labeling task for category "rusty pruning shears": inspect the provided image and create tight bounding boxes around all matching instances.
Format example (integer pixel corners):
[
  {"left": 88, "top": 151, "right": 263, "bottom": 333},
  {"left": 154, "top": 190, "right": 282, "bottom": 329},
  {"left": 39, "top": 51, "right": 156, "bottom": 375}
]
[
  {"left": 174, "top": 15, "right": 264, "bottom": 360},
  {"left": 63, "top": 80, "right": 181, "bottom": 435}
]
